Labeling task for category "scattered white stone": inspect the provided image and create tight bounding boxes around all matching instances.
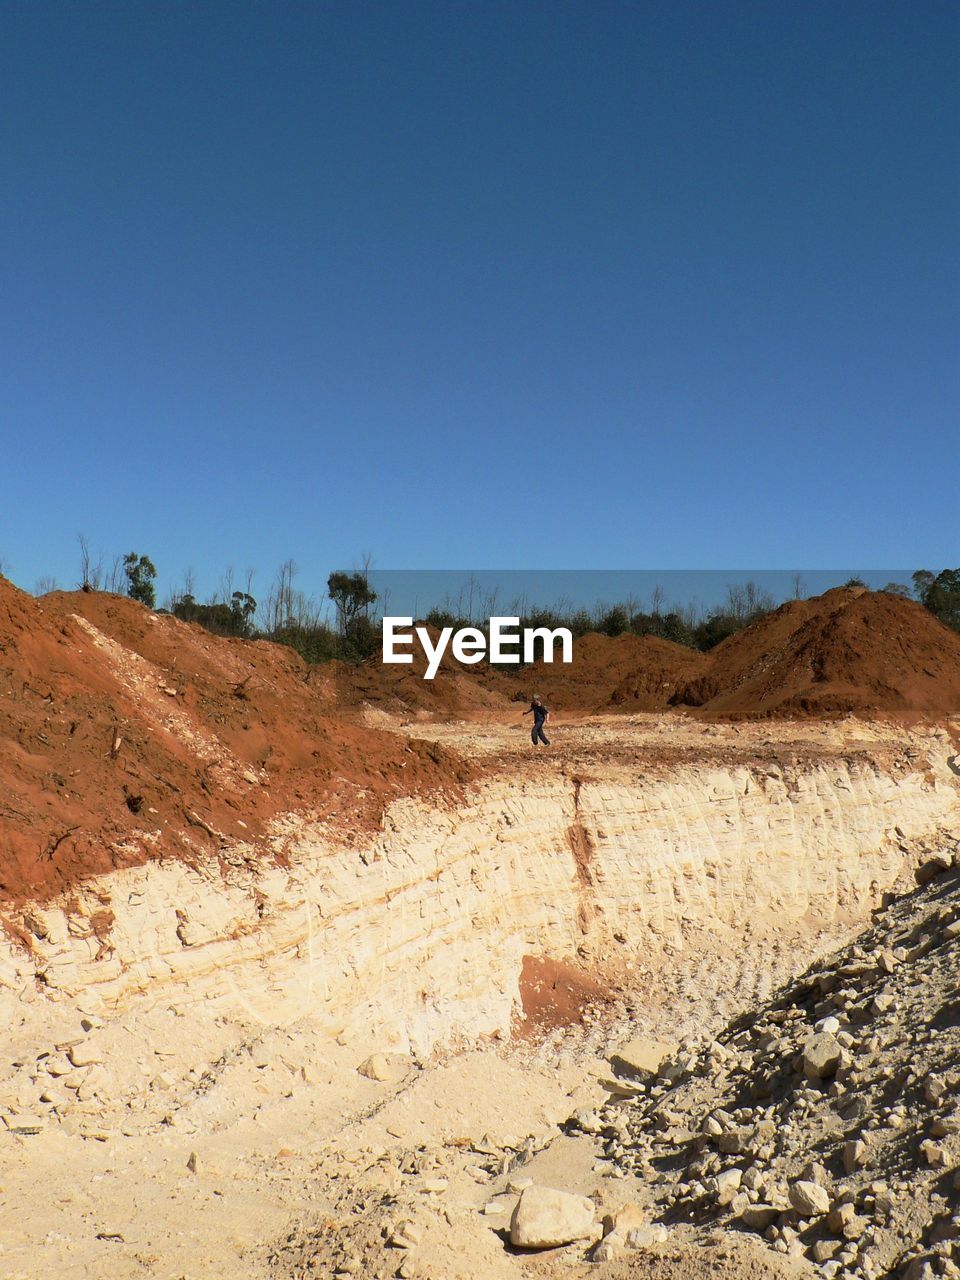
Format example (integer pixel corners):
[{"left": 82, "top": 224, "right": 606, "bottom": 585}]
[
  {"left": 67, "top": 1042, "right": 103, "bottom": 1070},
  {"left": 509, "top": 1185, "right": 596, "bottom": 1249},
  {"left": 843, "top": 1138, "right": 870, "bottom": 1172},
  {"left": 611, "top": 1038, "right": 678, "bottom": 1079},
  {"left": 930, "top": 1113, "right": 960, "bottom": 1138},
  {"left": 716, "top": 1168, "right": 743, "bottom": 1206},
  {"left": 357, "top": 1053, "right": 409, "bottom": 1084},
  {"left": 506, "top": 1176, "right": 532, "bottom": 1194},
  {"left": 789, "top": 1180, "right": 831, "bottom": 1216},
  {"left": 803, "top": 1033, "right": 842, "bottom": 1079},
  {"left": 3, "top": 1113, "right": 46, "bottom": 1135},
  {"left": 389, "top": 1220, "right": 423, "bottom": 1248},
  {"left": 625, "top": 1223, "right": 669, "bottom": 1247},
  {"left": 481, "top": 1194, "right": 514, "bottom": 1216}
]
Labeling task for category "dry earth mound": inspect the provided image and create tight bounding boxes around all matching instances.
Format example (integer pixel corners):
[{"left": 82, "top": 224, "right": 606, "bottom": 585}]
[
  {"left": 674, "top": 588, "right": 960, "bottom": 721},
  {"left": 501, "top": 632, "right": 710, "bottom": 716},
  {"left": 340, "top": 629, "right": 708, "bottom": 722},
  {"left": 0, "top": 578, "right": 470, "bottom": 902},
  {"left": 334, "top": 622, "right": 514, "bottom": 722}
]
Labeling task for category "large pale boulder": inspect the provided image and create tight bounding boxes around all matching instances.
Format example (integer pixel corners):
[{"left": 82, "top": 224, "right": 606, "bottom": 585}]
[
  {"left": 789, "top": 1180, "right": 831, "bottom": 1217},
  {"left": 610, "top": 1037, "right": 678, "bottom": 1080},
  {"left": 509, "top": 1185, "right": 596, "bottom": 1249},
  {"left": 802, "top": 1032, "right": 841, "bottom": 1079},
  {"left": 357, "top": 1053, "right": 411, "bottom": 1084}
]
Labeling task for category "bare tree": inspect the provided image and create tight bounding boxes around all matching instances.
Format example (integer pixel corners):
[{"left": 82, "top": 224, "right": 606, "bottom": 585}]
[
  {"left": 167, "top": 566, "right": 197, "bottom": 612},
  {"left": 217, "top": 565, "right": 235, "bottom": 605},
  {"left": 726, "top": 580, "right": 774, "bottom": 622},
  {"left": 726, "top": 582, "right": 746, "bottom": 620},
  {"left": 263, "top": 559, "right": 300, "bottom": 632},
  {"left": 34, "top": 575, "right": 59, "bottom": 595},
  {"left": 78, "top": 534, "right": 103, "bottom": 590},
  {"left": 745, "top": 580, "right": 774, "bottom": 615},
  {"left": 790, "top": 573, "right": 807, "bottom": 600},
  {"left": 677, "top": 597, "right": 701, "bottom": 630},
  {"left": 650, "top": 583, "right": 665, "bottom": 618},
  {"left": 104, "top": 555, "right": 125, "bottom": 593}
]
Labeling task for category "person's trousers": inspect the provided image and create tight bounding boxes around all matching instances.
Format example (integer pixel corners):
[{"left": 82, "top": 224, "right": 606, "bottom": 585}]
[{"left": 531, "top": 723, "right": 549, "bottom": 745}]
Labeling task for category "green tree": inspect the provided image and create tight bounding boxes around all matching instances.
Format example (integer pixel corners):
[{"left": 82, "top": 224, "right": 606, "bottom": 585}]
[
  {"left": 912, "top": 570, "right": 935, "bottom": 601},
  {"left": 230, "top": 591, "right": 257, "bottom": 637},
  {"left": 124, "top": 552, "right": 157, "bottom": 608},
  {"left": 327, "top": 571, "right": 377, "bottom": 634},
  {"left": 914, "top": 568, "right": 960, "bottom": 631},
  {"left": 597, "top": 604, "right": 630, "bottom": 636},
  {"left": 172, "top": 591, "right": 257, "bottom": 638}
]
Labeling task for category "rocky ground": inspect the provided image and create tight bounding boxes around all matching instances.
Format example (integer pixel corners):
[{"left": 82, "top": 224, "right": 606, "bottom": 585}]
[
  {"left": 0, "top": 918, "right": 955, "bottom": 1280},
  {"left": 0, "top": 916, "right": 828, "bottom": 1280},
  {"left": 568, "top": 849, "right": 960, "bottom": 1279},
  {"left": 252, "top": 850, "right": 960, "bottom": 1280}
]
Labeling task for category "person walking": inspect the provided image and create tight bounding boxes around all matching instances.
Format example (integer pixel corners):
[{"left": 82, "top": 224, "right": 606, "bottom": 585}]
[{"left": 524, "top": 695, "right": 550, "bottom": 746}]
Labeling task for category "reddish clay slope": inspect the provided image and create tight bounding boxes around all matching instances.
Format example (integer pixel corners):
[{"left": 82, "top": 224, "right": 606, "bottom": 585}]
[
  {"left": 674, "top": 587, "right": 960, "bottom": 721},
  {"left": 0, "top": 580, "right": 470, "bottom": 903},
  {"left": 336, "top": 628, "right": 707, "bottom": 721},
  {"left": 495, "top": 631, "right": 710, "bottom": 715},
  {"left": 332, "top": 624, "right": 514, "bottom": 722}
]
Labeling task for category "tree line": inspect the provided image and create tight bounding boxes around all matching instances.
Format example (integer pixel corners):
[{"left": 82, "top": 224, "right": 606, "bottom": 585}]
[{"left": 31, "top": 543, "right": 960, "bottom": 666}]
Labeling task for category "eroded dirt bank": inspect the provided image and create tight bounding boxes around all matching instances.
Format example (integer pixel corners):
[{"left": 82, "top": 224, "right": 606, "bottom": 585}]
[
  {"left": 0, "top": 717, "right": 958, "bottom": 1279},
  {"left": 3, "top": 718, "right": 957, "bottom": 1055}
]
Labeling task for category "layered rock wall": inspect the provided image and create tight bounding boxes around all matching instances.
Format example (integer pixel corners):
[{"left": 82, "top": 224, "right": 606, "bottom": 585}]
[{"left": 2, "top": 749, "right": 957, "bottom": 1057}]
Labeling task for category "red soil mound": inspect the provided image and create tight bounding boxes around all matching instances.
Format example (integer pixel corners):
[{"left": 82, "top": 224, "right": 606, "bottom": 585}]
[
  {"left": 334, "top": 628, "right": 706, "bottom": 722},
  {"left": 333, "top": 624, "right": 513, "bottom": 722},
  {"left": 495, "top": 631, "right": 710, "bottom": 716},
  {"left": 0, "top": 580, "right": 471, "bottom": 904},
  {"left": 674, "top": 587, "right": 960, "bottom": 721}
]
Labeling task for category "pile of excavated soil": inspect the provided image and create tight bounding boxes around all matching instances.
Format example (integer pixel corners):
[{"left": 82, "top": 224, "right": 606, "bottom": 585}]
[
  {"left": 674, "top": 588, "right": 960, "bottom": 722},
  {"left": 333, "top": 624, "right": 514, "bottom": 722},
  {"left": 497, "top": 632, "right": 710, "bottom": 716},
  {"left": 341, "top": 629, "right": 708, "bottom": 722},
  {"left": 0, "top": 579, "right": 471, "bottom": 903}
]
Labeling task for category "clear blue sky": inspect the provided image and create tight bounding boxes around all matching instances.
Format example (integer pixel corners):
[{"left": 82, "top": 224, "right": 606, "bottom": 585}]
[{"left": 2, "top": 0, "right": 957, "bottom": 605}]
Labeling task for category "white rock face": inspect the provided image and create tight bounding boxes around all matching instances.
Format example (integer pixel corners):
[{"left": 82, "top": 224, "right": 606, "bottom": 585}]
[
  {"left": 509, "top": 1185, "right": 596, "bottom": 1248},
  {"left": 0, "top": 733, "right": 957, "bottom": 1057}
]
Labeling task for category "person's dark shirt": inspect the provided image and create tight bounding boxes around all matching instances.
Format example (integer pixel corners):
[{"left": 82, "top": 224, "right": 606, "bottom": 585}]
[{"left": 530, "top": 701, "right": 548, "bottom": 724}]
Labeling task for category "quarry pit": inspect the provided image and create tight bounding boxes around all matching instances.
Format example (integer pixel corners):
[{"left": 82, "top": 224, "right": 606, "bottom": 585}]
[
  {"left": 1, "top": 714, "right": 958, "bottom": 1280},
  {"left": 3, "top": 580, "right": 960, "bottom": 1279}
]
